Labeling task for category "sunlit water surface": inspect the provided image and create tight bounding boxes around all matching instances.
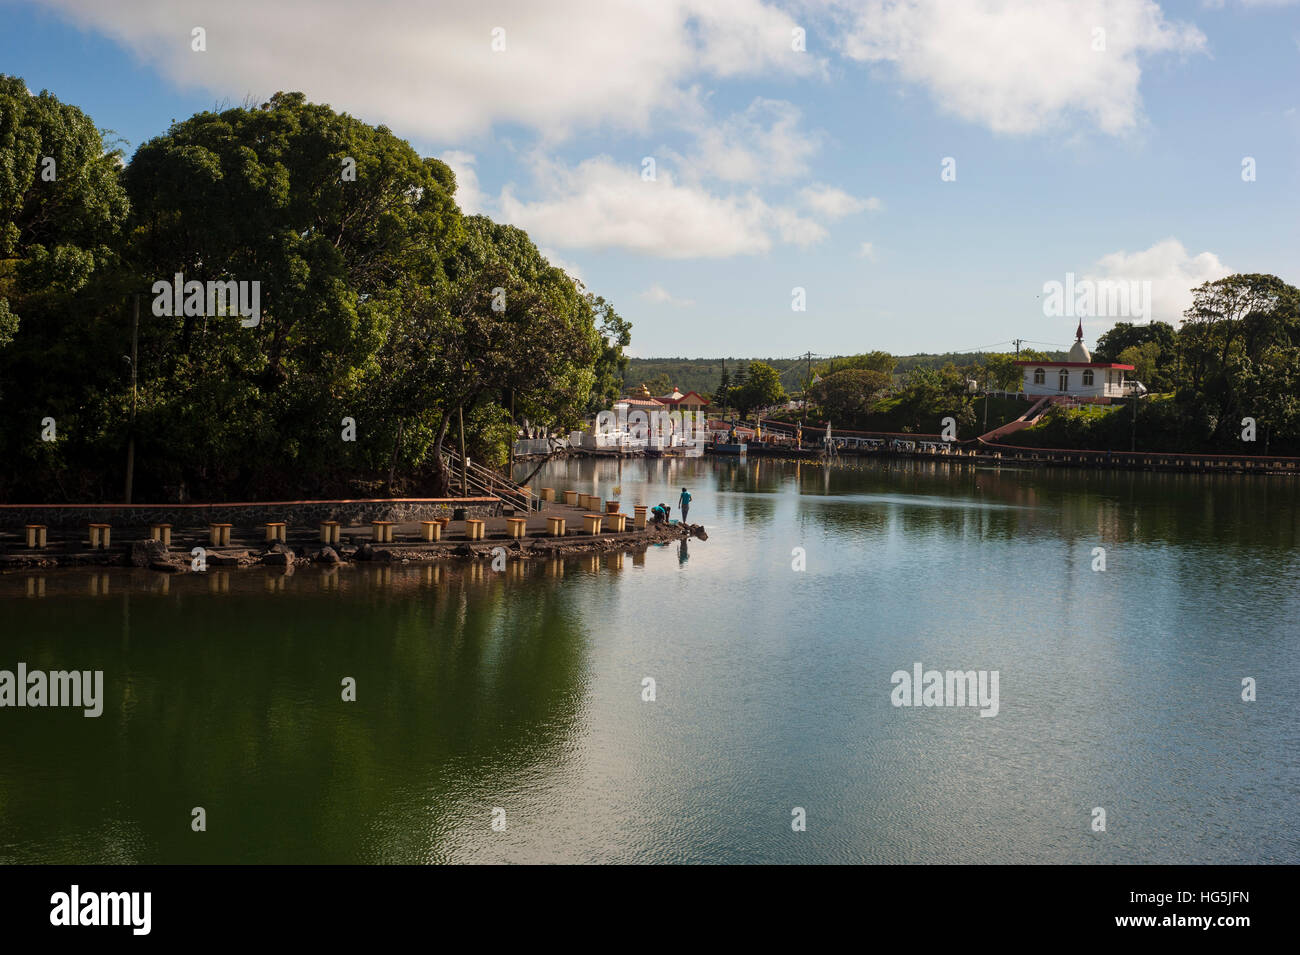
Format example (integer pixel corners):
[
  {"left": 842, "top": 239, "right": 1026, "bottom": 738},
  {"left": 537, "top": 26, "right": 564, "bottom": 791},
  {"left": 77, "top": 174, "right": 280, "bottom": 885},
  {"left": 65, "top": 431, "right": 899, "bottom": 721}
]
[{"left": 1, "top": 457, "right": 1297, "bottom": 863}]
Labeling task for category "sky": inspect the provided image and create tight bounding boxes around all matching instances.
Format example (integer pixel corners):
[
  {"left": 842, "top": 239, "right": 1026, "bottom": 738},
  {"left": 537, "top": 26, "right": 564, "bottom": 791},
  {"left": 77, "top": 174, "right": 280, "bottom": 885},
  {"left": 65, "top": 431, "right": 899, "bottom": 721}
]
[{"left": 2, "top": 0, "right": 1298, "bottom": 359}]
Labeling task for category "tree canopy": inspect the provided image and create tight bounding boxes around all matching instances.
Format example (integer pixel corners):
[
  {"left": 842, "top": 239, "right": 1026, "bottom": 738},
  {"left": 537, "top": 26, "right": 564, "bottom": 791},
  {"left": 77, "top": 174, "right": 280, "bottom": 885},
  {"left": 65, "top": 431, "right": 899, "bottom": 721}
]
[{"left": 0, "top": 84, "right": 626, "bottom": 501}]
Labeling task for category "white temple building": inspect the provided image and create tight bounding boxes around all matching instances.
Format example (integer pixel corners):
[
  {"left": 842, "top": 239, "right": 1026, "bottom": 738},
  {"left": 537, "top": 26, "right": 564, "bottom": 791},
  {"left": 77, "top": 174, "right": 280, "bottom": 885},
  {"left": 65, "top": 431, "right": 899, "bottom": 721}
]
[{"left": 1016, "top": 322, "right": 1136, "bottom": 402}]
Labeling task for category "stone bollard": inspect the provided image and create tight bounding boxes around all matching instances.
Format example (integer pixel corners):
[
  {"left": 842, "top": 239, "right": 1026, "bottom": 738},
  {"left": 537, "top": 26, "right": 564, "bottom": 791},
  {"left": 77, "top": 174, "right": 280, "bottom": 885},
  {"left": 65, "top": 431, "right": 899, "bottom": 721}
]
[
  {"left": 149, "top": 523, "right": 172, "bottom": 547},
  {"left": 507, "top": 517, "right": 528, "bottom": 539},
  {"left": 547, "top": 516, "right": 566, "bottom": 537},
  {"left": 371, "top": 520, "right": 395, "bottom": 543},
  {"left": 320, "top": 521, "right": 340, "bottom": 545},
  {"left": 540, "top": 488, "right": 555, "bottom": 502},
  {"left": 582, "top": 513, "right": 603, "bottom": 535},
  {"left": 209, "top": 523, "right": 232, "bottom": 546},
  {"left": 608, "top": 513, "right": 627, "bottom": 532},
  {"left": 634, "top": 505, "right": 648, "bottom": 530},
  {"left": 25, "top": 524, "right": 47, "bottom": 549},
  {"left": 89, "top": 523, "right": 112, "bottom": 550},
  {"left": 464, "top": 518, "right": 485, "bottom": 541},
  {"left": 563, "top": 490, "right": 579, "bottom": 506},
  {"left": 421, "top": 520, "right": 441, "bottom": 542},
  {"left": 265, "top": 522, "right": 287, "bottom": 543}
]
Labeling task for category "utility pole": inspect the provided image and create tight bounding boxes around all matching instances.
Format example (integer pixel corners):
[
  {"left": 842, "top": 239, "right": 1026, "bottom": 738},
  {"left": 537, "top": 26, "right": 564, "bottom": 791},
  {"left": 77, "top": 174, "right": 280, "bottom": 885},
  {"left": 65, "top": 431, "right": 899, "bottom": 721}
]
[
  {"left": 1012, "top": 338, "right": 1023, "bottom": 358},
  {"left": 1131, "top": 389, "right": 1137, "bottom": 453},
  {"left": 983, "top": 377, "right": 989, "bottom": 432},
  {"left": 802, "top": 351, "right": 812, "bottom": 418},
  {"left": 124, "top": 295, "right": 139, "bottom": 504},
  {"left": 458, "top": 406, "right": 467, "bottom": 496}
]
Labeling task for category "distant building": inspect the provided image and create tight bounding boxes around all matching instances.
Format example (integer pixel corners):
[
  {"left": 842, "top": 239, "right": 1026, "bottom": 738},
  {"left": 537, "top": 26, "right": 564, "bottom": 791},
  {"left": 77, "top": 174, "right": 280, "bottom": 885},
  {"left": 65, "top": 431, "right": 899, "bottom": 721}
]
[
  {"left": 613, "top": 383, "right": 666, "bottom": 418},
  {"left": 654, "top": 386, "right": 709, "bottom": 413},
  {"left": 1015, "top": 322, "right": 1135, "bottom": 402}
]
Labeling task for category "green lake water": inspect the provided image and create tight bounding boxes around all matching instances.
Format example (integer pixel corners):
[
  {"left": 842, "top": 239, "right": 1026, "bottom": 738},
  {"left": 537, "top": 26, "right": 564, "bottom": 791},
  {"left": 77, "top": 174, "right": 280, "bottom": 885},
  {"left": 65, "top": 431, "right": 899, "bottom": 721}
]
[{"left": 1, "top": 456, "right": 1297, "bottom": 863}]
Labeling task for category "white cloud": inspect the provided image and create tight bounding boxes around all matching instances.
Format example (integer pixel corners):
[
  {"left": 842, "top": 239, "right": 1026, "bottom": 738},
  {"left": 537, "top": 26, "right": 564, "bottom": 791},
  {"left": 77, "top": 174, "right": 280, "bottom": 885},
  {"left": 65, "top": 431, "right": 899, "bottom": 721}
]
[
  {"left": 1083, "top": 238, "right": 1230, "bottom": 326},
  {"left": 771, "top": 205, "right": 828, "bottom": 245},
  {"left": 834, "top": 0, "right": 1206, "bottom": 135},
  {"left": 640, "top": 283, "right": 695, "bottom": 306},
  {"left": 39, "top": 0, "right": 823, "bottom": 142},
  {"left": 669, "top": 98, "right": 823, "bottom": 184},
  {"left": 497, "top": 155, "right": 824, "bottom": 257},
  {"left": 857, "top": 241, "right": 877, "bottom": 260},
  {"left": 800, "top": 184, "right": 881, "bottom": 219},
  {"left": 440, "top": 150, "right": 485, "bottom": 215}
]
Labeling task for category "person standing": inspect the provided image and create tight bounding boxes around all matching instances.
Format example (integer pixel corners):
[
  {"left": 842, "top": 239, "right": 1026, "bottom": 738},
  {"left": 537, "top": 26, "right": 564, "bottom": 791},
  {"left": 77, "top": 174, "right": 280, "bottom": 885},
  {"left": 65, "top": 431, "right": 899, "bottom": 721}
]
[{"left": 679, "top": 487, "right": 691, "bottom": 523}]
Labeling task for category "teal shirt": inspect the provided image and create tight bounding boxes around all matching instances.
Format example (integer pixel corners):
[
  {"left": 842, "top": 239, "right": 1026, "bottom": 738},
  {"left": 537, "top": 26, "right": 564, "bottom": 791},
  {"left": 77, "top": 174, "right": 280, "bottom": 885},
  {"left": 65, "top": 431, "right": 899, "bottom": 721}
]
[{"left": 679, "top": 491, "right": 691, "bottom": 507}]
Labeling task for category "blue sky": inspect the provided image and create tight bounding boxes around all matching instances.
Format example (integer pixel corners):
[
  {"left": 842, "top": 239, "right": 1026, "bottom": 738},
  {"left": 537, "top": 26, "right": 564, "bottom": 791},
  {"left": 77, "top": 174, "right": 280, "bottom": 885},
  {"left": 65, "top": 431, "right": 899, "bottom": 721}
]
[{"left": 3, "top": 0, "right": 1298, "bottom": 358}]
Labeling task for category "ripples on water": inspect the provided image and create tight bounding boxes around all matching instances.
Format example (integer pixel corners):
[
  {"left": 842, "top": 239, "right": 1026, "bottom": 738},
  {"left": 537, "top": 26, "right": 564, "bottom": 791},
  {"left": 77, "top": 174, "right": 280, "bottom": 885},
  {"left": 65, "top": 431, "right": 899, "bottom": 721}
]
[{"left": 1, "top": 458, "right": 1297, "bottom": 863}]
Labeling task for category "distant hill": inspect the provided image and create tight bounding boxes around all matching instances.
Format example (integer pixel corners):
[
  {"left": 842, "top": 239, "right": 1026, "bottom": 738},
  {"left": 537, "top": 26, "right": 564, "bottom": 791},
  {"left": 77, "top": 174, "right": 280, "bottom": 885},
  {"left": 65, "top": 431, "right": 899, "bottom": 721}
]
[
  {"left": 622, "top": 352, "right": 1069, "bottom": 396},
  {"left": 622, "top": 358, "right": 810, "bottom": 396}
]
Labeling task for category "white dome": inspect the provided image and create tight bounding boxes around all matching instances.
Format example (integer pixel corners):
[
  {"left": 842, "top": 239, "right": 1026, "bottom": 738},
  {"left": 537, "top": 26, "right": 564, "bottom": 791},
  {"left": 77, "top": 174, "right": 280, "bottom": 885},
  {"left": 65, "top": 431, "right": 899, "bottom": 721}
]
[{"left": 1068, "top": 339, "right": 1091, "bottom": 362}]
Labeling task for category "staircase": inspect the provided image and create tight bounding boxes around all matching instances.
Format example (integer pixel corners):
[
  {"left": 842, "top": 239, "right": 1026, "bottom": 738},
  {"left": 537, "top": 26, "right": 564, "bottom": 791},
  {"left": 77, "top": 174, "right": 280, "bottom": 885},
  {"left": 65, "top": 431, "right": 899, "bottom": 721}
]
[
  {"left": 440, "top": 448, "right": 539, "bottom": 513},
  {"left": 977, "top": 396, "right": 1053, "bottom": 444}
]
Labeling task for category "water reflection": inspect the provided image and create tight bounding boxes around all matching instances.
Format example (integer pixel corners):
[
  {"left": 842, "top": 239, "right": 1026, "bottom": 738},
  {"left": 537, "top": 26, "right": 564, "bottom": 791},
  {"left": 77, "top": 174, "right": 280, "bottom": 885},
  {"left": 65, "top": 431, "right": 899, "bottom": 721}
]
[
  {"left": 0, "top": 555, "right": 642, "bottom": 863},
  {"left": 3, "top": 455, "right": 1297, "bottom": 864}
]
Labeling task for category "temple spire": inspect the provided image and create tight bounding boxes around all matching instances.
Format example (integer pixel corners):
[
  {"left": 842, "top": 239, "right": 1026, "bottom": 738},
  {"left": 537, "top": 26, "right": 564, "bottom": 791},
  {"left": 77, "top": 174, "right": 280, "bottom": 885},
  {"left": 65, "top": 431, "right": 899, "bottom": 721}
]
[{"left": 1076, "top": 320, "right": 1084, "bottom": 342}]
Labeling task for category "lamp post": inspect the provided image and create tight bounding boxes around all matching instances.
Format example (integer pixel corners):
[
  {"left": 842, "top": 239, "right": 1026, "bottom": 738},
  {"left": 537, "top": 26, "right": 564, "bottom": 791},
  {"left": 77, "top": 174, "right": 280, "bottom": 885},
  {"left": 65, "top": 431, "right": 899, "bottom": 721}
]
[{"left": 123, "top": 294, "right": 139, "bottom": 504}]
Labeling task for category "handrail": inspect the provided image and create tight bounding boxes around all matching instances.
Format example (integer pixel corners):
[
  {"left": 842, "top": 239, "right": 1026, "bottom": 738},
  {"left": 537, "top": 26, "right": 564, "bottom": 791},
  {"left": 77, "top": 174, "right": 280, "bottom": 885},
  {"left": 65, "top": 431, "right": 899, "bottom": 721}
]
[{"left": 441, "top": 448, "right": 538, "bottom": 511}]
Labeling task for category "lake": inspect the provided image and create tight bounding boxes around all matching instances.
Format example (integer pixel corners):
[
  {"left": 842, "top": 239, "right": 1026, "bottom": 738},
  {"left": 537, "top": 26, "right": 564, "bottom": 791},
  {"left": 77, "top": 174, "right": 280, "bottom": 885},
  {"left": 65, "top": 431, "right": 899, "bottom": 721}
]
[{"left": 1, "top": 455, "right": 1297, "bottom": 863}]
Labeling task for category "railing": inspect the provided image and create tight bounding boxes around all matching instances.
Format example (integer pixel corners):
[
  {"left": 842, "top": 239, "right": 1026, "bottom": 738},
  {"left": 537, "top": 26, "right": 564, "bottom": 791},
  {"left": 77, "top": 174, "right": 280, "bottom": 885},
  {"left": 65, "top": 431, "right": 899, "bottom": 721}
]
[{"left": 440, "top": 448, "right": 538, "bottom": 512}]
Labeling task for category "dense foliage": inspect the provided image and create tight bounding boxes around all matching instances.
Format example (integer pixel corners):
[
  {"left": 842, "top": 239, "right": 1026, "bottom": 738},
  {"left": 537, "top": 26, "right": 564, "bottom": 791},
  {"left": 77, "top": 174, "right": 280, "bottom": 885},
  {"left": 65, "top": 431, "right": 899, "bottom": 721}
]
[
  {"left": 0, "top": 82, "right": 625, "bottom": 501},
  {"left": 795, "top": 276, "right": 1300, "bottom": 453}
]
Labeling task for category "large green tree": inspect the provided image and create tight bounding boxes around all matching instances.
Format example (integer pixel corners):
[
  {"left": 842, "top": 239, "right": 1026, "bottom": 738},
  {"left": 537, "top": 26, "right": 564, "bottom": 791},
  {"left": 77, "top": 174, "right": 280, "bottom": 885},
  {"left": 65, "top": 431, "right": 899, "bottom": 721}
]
[
  {"left": 734, "top": 360, "right": 786, "bottom": 417},
  {"left": 1177, "top": 274, "right": 1299, "bottom": 446},
  {"left": 809, "top": 368, "right": 891, "bottom": 423},
  {"left": 408, "top": 215, "right": 600, "bottom": 494},
  {"left": 0, "top": 76, "right": 131, "bottom": 499},
  {"left": 120, "top": 91, "right": 463, "bottom": 497},
  {"left": 0, "top": 75, "right": 129, "bottom": 348}
]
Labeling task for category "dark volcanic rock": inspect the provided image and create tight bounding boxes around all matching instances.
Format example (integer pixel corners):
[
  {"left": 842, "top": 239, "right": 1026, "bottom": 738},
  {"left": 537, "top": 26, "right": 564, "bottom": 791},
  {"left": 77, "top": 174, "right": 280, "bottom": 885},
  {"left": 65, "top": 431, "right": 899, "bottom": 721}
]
[
  {"left": 130, "top": 539, "right": 169, "bottom": 568},
  {"left": 149, "top": 560, "right": 186, "bottom": 574},
  {"left": 207, "top": 551, "right": 247, "bottom": 567},
  {"left": 371, "top": 548, "right": 394, "bottom": 563},
  {"left": 262, "top": 551, "right": 293, "bottom": 566},
  {"left": 354, "top": 542, "right": 374, "bottom": 561},
  {"left": 316, "top": 546, "right": 341, "bottom": 564}
]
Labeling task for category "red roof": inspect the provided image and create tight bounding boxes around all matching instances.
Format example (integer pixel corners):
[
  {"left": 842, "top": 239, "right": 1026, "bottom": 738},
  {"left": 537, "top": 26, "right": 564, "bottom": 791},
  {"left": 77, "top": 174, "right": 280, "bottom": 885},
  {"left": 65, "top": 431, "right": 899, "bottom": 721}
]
[
  {"left": 656, "top": 390, "right": 709, "bottom": 405},
  {"left": 1014, "top": 360, "right": 1135, "bottom": 369}
]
